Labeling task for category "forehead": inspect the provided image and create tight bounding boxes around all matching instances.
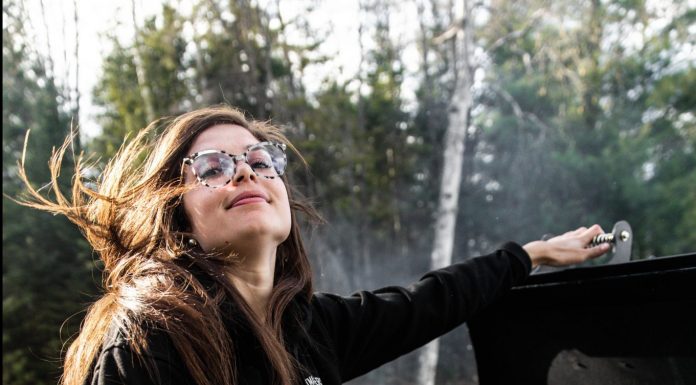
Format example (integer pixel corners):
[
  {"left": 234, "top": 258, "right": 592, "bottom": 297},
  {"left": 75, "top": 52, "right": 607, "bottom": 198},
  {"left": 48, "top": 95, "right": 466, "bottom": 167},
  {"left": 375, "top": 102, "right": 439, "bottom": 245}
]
[{"left": 187, "top": 124, "right": 259, "bottom": 155}]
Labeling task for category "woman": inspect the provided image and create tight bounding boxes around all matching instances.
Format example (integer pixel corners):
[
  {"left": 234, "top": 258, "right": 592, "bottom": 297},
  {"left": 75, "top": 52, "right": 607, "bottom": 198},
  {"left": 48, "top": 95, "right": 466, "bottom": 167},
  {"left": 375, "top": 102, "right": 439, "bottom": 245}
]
[{"left": 16, "top": 105, "right": 609, "bottom": 385}]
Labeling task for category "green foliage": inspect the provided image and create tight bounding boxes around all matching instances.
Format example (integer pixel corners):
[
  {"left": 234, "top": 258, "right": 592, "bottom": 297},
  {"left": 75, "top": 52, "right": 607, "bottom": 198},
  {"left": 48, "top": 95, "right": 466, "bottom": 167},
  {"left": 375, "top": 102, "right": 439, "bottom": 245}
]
[
  {"left": 3, "top": 3, "right": 97, "bottom": 385},
  {"left": 90, "top": 36, "right": 149, "bottom": 157},
  {"left": 460, "top": 0, "right": 695, "bottom": 259},
  {"left": 91, "top": 4, "right": 188, "bottom": 158}
]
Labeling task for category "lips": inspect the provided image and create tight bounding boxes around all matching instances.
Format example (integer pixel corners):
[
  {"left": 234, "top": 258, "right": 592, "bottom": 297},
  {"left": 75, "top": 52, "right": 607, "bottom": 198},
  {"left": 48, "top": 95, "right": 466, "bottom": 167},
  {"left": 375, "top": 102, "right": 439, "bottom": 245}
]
[{"left": 227, "top": 190, "right": 269, "bottom": 209}]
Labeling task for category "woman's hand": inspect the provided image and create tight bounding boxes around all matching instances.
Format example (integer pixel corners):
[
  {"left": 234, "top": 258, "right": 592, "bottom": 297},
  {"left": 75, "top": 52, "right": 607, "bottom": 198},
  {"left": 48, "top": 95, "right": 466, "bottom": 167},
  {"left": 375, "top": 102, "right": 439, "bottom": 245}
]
[{"left": 523, "top": 224, "right": 611, "bottom": 268}]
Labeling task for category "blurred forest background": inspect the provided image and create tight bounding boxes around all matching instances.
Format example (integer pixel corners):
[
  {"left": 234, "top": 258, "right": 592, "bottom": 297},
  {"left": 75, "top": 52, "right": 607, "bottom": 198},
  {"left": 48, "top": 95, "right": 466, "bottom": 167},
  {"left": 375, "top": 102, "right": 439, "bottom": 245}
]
[{"left": 3, "top": 0, "right": 695, "bottom": 384}]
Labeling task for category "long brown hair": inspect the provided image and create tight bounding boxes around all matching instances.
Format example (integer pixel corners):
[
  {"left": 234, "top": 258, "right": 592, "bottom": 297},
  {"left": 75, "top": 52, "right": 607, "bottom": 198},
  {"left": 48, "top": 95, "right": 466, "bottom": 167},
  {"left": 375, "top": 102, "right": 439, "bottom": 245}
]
[{"left": 14, "top": 105, "right": 320, "bottom": 385}]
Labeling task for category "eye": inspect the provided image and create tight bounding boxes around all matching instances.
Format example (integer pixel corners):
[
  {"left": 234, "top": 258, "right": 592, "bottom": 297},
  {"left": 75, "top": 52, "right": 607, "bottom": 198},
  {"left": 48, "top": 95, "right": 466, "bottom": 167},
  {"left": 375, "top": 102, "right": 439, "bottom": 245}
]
[
  {"left": 247, "top": 150, "right": 273, "bottom": 169},
  {"left": 195, "top": 156, "right": 226, "bottom": 178},
  {"left": 200, "top": 165, "right": 223, "bottom": 179},
  {"left": 250, "top": 159, "right": 272, "bottom": 169}
]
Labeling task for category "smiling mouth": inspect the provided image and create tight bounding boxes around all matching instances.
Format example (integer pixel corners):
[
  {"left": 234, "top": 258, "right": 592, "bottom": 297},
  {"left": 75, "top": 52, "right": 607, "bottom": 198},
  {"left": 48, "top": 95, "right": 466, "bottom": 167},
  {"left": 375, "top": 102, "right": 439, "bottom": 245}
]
[
  {"left": 227, "top": 191, "right": 270, "bottom": 209},
  {"left": 231, "top": 196, "right": 267, "bottom": 208}
]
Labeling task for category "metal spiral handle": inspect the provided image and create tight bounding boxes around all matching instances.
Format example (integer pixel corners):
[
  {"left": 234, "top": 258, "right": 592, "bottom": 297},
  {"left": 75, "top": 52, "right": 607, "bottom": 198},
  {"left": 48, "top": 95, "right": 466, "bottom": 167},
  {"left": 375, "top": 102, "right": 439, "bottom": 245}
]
[{"left": 590, "top": 230, "right": 630, "bottom": 247}]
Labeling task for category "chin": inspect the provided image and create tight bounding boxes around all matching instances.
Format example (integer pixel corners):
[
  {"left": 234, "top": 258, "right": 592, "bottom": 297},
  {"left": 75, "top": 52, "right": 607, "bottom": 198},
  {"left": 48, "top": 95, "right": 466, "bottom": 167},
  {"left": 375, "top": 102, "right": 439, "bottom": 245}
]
[{"left": 227, "top": 227, "right": 288, "bottom": 247}]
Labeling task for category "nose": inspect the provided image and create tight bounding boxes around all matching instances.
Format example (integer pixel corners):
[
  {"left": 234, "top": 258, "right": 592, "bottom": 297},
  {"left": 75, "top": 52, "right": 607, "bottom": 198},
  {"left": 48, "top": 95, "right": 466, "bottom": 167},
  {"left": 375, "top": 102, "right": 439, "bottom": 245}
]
[{"left": 231, "top": 159, "right": 257, "bottom": 185}]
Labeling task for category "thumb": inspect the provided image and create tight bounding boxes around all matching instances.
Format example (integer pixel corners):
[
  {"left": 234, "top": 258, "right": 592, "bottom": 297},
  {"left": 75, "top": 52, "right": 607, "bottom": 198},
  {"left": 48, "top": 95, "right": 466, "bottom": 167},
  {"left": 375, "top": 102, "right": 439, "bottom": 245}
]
[{"left": 586, "top": 242, "right": 611, "bottom": 259}]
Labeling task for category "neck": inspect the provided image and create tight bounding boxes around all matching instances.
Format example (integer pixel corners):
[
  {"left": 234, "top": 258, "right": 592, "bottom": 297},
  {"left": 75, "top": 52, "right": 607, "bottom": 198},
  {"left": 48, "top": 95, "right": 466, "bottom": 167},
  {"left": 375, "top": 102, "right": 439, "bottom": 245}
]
[{"left": 227, "top": 247, "right": 277, "bottom": 323}]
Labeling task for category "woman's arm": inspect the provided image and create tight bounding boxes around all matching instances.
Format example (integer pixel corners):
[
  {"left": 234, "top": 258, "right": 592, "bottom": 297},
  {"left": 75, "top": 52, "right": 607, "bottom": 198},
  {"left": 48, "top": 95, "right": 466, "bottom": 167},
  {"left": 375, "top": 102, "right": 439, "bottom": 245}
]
[
  {"left": 311, "top": 242, "right": 532, "bottom": 381},
  {"left": 311, "top": 225, "right": 609, "bottom": 382}
]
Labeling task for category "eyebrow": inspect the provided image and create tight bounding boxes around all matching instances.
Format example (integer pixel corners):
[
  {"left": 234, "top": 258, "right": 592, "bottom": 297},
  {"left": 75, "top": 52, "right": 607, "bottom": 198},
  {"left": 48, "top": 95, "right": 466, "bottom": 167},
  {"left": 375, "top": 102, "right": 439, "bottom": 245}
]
[{"left": 192, "top": 142, "right": 260, "bottom": 156}]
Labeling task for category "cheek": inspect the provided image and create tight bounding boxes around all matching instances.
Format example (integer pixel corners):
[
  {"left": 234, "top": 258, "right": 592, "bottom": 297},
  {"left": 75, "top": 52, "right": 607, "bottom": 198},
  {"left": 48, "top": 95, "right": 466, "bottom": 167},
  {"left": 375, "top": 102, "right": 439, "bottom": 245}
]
[
  {"left": 181, "top": 194, "right": 197, "bottom": 231},
  {"left": 282, "top": 201, "right": 292, "bottom": 233},
  {"left": 182, "top": 189, "right": 210, "bottom": 231},
  {"left": 277, "top": 185, "right": 292, "bottom": 233}
]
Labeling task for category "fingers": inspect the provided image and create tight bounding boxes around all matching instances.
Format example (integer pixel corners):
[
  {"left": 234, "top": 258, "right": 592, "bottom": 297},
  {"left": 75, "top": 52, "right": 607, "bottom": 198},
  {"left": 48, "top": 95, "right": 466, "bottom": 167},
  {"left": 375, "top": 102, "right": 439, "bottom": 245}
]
[
  {"left": 573, "top": 226, "right": 588, "bottom": 234},
  {"left": 562, "top": 226, "right": 586, "bottom": 237},
  {"left": 577, "top": 224, "right": 610, "bottom": 261},
  {"left": 579, "top": 224, "right": 604, "bottom": 244},
  {"left": 585, "top": 242, "right": 611, "bottom": 259}
]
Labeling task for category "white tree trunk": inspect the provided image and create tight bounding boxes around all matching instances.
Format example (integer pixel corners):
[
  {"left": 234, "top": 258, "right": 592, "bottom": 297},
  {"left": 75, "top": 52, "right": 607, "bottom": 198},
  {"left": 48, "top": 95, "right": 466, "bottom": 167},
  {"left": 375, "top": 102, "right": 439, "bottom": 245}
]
[
  {"left": 417, "top": 0, "right": 473, "bottom": 384},
  {"left": 131, "top": 0, "right": 155, "bottom": 122}
]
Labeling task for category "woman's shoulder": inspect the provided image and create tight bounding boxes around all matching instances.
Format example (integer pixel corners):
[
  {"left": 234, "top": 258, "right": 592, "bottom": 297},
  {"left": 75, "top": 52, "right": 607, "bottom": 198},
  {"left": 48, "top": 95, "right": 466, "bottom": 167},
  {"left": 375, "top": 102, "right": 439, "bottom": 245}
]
[
  {"left": 89, "top": 322, "right": 193, "bottom": 385},
  {"left": 99, "top": 322, "right": 178, "bottom": 359}
]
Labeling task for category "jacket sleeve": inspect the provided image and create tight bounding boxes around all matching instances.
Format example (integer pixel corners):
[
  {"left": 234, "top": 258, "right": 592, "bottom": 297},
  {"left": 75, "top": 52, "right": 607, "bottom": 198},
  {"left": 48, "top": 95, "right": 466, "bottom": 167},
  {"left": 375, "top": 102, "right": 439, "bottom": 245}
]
[
  {"left": 88, "top": 329, "right": 193, "bottom": 385},
  {"left": 310, "top": 242, "right": 532, "bottom": 381}
]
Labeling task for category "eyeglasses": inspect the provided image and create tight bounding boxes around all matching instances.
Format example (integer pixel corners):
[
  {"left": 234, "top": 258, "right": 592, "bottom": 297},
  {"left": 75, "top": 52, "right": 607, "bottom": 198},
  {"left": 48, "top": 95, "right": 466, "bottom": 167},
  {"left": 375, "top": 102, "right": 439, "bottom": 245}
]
[{"left": 183, "top": 141, "right": 287, "bottom": 188}]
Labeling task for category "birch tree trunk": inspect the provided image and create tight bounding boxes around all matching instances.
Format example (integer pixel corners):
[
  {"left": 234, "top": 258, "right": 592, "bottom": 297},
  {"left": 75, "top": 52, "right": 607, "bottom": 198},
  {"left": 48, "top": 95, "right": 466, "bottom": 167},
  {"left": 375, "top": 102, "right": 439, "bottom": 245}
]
[
  {"left": 417, "top": 0, "right": 474, "bottom": 384},
  {"left": 73, "top": 0, "right": 79, "bottom": 118},
  {"left": 131, "top": 0, "right": 155, "bottom": 123},
  {"left": 355, "top": 2, "right": 372, "bottom": 288},
  {"left": 72, "top": 0, "right": 81, "bottom": 152},
  {"left": 38, "top": 0, "right": 55, "bottom": 78}
]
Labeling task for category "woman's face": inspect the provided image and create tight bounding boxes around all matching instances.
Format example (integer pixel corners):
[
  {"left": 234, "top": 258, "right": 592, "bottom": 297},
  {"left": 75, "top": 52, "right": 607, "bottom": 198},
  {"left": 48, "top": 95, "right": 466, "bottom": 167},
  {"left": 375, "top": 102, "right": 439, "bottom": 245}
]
[{"left": 182, "top": 124, "right": 292, "bottom": 257}]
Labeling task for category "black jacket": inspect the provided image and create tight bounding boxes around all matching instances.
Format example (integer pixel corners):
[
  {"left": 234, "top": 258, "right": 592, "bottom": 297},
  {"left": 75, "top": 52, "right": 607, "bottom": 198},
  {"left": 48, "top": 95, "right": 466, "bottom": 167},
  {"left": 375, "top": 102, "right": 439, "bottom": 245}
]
[{"left": 87, "top": 242, "right": 532, "bottom": 385}]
